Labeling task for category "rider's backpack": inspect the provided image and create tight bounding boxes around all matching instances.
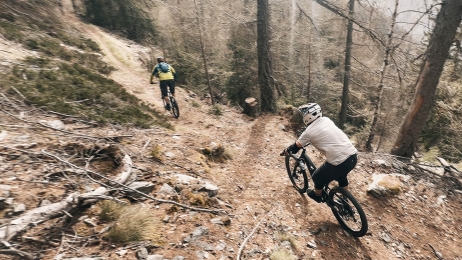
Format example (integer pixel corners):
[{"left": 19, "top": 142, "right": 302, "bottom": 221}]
[{"left": 158, "top": 62, "right": 170, "bottom": 73}]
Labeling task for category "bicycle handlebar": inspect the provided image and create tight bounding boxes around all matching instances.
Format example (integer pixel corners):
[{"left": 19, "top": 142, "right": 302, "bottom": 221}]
[
  {"left": 279, "top": 142, "right": 311, "bottom": 157},
  {"left": 279, "top": 150, "right": 302, "bottom": 160}
]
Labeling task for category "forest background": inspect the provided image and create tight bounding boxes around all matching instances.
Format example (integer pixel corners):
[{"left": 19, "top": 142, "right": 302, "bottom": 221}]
[{"left": 2, "top": 0, "right": 462, "bottom": 164}]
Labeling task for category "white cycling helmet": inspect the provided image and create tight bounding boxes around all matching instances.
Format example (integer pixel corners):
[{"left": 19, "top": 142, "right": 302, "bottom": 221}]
[{"left": 298, "top": 103, "right": 322, "bottom": 125}]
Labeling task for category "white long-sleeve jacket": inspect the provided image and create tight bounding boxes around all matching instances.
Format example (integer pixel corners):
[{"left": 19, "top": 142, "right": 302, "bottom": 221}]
[{"left": 297, "top": 117, "right": 357, "bottom": 166}]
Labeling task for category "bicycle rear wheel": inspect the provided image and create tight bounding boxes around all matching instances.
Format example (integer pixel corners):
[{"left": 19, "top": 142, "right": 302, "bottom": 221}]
[
  {"left": 170, "top": 96, "right": 180, "bottom": 118},
  {"left": 328, "top": 187, "right": 368, "bottom": 237},
  {"left": 285, "top": 155, "right": 308, "bottom": 193}
]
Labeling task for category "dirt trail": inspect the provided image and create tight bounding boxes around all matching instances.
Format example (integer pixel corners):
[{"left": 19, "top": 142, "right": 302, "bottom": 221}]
[{"left": 61, "top": 0, "right": 162, "bottom": 108}]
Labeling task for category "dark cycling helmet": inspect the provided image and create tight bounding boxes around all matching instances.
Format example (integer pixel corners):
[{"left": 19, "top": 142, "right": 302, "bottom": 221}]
[
  {"left": 298, "top": 103, "right": 322, "bottom": 125},
  {"left": 157, "top": 56, "right": 164, "bottom": 63}
]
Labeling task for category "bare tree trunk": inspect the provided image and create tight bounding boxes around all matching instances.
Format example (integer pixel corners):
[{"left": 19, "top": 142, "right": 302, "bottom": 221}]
[
  {"left": 375, "top": 114, "right": 389, "bottom": 152},
  {"left": 289, "top": 0, "right": 297, "bottom": 70},
  {"left": 391, "top": 0, "right": 462, "bottom": 158},
  {"left": 338, "top": 0, "right": 355, "bottom": 129},
  {"left": 193, "top": 0, "right": 214, "bottom": 105},
  {"left": 257, "top": 0, "right": 276, "bottom": 113},
  {"left": 451, "top": 38, "right": 461, "bottom": 81},
  {"left": 313, "top": 0, "right": 386, "bottom": 46},
  {"left": 365, "top": 0, "right": 399, "bottom": 152},
  {"left": 306, "top": 47, "right": 312, "bottom": 102}
]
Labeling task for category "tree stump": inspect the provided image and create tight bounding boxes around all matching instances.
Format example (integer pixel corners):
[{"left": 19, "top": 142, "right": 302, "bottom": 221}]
[{"left": 243, "top": 97, "right": 259, "bottom": 117}]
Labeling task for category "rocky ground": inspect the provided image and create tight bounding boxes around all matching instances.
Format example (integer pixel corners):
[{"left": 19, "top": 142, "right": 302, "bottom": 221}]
[{"left": 1, "top": 2, "right": 462, "bottom": 260}]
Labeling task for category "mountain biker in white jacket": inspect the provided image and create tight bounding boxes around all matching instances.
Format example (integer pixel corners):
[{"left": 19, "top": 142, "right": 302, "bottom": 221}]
[{"left": 282, "top": 103, "right": 358, "bottom": 203}]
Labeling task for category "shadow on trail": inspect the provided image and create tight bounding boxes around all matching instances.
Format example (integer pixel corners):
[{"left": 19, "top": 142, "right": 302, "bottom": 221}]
[
  {"left": 306, "top": 220, "right": 374, "bottom": 260},
  {"left": 281, "top": 185, "right": 374, "bottom": 260},
  {"left": 244, "top": 116, "right": 269, "bottom": 156}
]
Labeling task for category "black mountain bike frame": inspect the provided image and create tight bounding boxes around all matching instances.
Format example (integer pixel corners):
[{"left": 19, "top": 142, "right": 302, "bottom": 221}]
[{"left": 283, "top": 143, "right": 368, "bottom": 237}]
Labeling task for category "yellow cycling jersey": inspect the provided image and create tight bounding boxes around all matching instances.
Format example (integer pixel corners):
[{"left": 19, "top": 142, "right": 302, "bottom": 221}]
[{"left": 150, "top": 63, "right": 176, "bottom": 82}]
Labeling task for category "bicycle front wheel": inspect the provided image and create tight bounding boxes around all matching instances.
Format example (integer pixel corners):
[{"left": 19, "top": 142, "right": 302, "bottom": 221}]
[
  {"left": 170, "top": 97, "right": 180, "bottom": 118},
  {"left": 329, "top": 187, "right": 368, "bottom": 237},
  {"left": 285, "top": 155, "right": 308, "bottom": 193}
]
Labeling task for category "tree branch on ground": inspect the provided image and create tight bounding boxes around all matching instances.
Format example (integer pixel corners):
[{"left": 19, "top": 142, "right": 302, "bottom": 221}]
[
  {"left": 42, "top": 150, "right": 225, "bottom": 215},
  {"left": 0, "top": 249, "right": 34, "bottom": 260}
]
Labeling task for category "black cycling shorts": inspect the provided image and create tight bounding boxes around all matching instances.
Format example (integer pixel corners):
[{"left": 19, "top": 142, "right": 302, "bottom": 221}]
[
  {"left": 160, "top": 80, "right": 175, "bottom": 98},
  {"left": 312, "top": 154, "right": 357, "bottom": 190}
]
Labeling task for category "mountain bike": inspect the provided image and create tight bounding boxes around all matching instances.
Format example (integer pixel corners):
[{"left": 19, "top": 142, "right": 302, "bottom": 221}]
[
  {"left": 281, "top": 144, "right": 368, "bottom": 237},
  {"left": 163, "top": 87, "right": 179, "bottom": 118}
]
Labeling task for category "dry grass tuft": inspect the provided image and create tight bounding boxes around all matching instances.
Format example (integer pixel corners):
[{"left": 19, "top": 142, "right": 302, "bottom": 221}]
[
  {"left": 99, "top": 200, "right": 125, "bottom": 222},
  {"left": 150, "top": 144, "right": 164, "bottom": 162},
  {"left": 201, "top": 144, "right": 232, "bottom": 162},
  {"left": 274, "top": 231, "right": 299, "bottom": 251},
  {"left": 184, "top": 191, "right": 210, "bottom": 206},
  {"left": 209, "top": 104, "right": 223, "bottom": 116},
  {"left": 270, "top": 249, "right": 296, "bottom": 260},
  {"left": 100, "top": 202, "right": 164, "bottom": 244},
  {"left": 192, "top": 101, "right": 201, "bottom": 108},
  {"left": 166, "top": 205, "right": 179, "bottom": 214},
  {"left": 420, "top": 146, "right": 440, "bottom": 164}
]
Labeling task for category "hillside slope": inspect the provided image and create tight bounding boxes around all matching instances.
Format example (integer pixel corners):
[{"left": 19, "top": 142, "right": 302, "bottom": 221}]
[{"left": 1, "top": 2, "right": 462, "bottom": 260}]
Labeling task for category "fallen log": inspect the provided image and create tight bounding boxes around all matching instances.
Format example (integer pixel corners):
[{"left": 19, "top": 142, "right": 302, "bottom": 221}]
[
  {"left": 0, "top": 147, "right": 133, "bottom": 242},
  {"left": 0, "top": 249, "right": 34, "bottom": 260},
  {"left": 435, "top": 156, "right": 462, "bottom": 186},
  {"left": 0, "top": 187, "right": 107, "bottom": 241},
  {"left": 436, "top": 157, "right": 461, "bottom": 174}
]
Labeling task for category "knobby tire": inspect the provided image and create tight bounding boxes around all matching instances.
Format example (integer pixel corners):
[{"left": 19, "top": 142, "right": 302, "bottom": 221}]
[
  {"left": 170, "top": 97, "right": 180, "bottom": 118},
  {"left": 285, "top": 155, "right": 308, "bottom": 193},
  {"left": 328, "top": 187, "right": 368, "bottom": 237}
]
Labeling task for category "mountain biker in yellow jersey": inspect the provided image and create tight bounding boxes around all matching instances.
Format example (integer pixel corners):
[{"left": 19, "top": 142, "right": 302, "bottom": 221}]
[
  {"left": 150, "top": 56, "right": 177, "bottom": 110},
  {"left": 282, "top": 103, "right": 358, "bottom": 203}
]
